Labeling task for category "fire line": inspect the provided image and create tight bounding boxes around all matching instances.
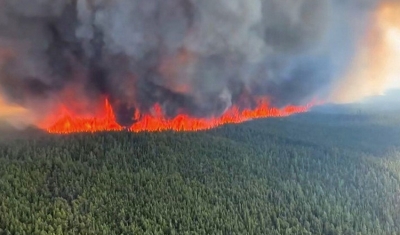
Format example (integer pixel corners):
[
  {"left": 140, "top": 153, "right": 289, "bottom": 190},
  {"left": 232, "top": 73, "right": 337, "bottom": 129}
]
[{"left": 43, "top": 99, "right": 312, "bottom": 134}]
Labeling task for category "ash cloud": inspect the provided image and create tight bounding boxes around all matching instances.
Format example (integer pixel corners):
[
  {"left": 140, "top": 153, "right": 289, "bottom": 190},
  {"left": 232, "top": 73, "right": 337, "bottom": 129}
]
[
  {"left": 330, "top": 0, "right": 400, "bottom": 103},
  {"left": 0, "top": 0, "right": 389, "bottom": 125}
]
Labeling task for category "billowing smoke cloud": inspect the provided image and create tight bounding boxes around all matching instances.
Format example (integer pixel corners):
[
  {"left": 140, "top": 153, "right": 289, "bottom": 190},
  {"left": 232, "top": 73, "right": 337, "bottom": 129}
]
[
  {"left": 0, "top": 93, "right": 32, "bottom": 128},
  {"left": 0, "top": 0, "right": 396, "bottom": 126},
  {"left": 330, "top": 0, "right": 400, "bottom": 103}
]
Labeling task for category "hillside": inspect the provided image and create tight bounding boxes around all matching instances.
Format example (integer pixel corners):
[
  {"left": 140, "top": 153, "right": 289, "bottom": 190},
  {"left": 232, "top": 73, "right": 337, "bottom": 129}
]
[{"left": 1, "top": 112, "right": 400, "bottom": 235}]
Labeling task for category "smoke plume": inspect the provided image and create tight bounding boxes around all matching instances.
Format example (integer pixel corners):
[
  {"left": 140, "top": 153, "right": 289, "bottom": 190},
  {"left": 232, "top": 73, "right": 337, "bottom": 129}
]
[
  {"left": 0, "top": 0, "right": 398, "bottom": 127},
  {"left": 331, "top": 0, "right": 400, "bottom": 103}
]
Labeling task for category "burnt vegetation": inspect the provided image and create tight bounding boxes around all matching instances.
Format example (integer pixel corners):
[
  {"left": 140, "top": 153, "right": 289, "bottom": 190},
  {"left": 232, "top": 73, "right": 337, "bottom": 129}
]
[{"left": 1, "top": 111, "right": 400, "bottom": 235}]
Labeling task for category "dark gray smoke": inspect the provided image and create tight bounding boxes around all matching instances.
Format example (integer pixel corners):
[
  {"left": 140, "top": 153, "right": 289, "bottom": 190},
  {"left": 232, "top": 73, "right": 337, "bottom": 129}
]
[{"left": 0, "top": 0, "right": 382, "bottom": 125}]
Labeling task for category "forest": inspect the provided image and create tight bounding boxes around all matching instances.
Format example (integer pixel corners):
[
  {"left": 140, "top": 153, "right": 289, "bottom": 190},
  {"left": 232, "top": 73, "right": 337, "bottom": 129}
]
[{"left": 1, "top": 110, "right": 400, "bottom": 235}]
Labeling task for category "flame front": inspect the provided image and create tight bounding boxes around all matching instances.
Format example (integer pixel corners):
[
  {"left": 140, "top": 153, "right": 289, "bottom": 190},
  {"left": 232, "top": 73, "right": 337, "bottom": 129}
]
[
  {"left": 43, "top": 98, "right": 311, "bottom": 134},
  {"left": 43, "top": 99, "right": 123, "bottom": 134}
]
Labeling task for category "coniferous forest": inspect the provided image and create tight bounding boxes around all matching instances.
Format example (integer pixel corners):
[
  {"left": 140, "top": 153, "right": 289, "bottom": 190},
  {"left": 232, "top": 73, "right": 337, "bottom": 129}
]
[{"left": 1, "top": 111, "right": 400, "bottom": 235}]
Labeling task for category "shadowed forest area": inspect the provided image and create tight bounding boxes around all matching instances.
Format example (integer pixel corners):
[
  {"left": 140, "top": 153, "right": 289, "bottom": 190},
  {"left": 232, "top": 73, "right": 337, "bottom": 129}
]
[{"left": 1, "top": 110, "right": 400, "bottom": 234}]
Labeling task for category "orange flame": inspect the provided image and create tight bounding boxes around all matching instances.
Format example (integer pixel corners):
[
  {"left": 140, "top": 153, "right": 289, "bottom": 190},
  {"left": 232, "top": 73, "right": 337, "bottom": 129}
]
[
  {"left": 44, "top": 99, "right": 123, "bottom": 134},
  {"left": 44, "top": 98, "right": 312, "bottom": 134}
]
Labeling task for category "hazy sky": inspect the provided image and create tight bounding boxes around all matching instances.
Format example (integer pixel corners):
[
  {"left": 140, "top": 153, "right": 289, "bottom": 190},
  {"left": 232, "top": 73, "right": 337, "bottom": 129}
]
[{"left": 329, "top": 0, "right": 400, "bottom": 103}]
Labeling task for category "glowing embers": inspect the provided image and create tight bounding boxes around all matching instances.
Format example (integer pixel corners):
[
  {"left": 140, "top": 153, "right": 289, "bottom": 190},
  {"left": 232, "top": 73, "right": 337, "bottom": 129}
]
[
  {"left": 44, "top": 98, "right": 311, "bottom": 134},
  {"left": 46, "top": 99, "right": 123, "bottom": 134}
]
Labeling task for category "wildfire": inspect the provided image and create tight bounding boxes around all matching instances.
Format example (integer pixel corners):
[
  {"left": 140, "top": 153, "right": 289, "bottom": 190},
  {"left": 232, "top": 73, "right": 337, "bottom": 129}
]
[
  {"left": 44, "top": 98, "right": 311, "bottom": 134},
  {"left": 44, "top": 99, "right": 123, "bottom": 134}
]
